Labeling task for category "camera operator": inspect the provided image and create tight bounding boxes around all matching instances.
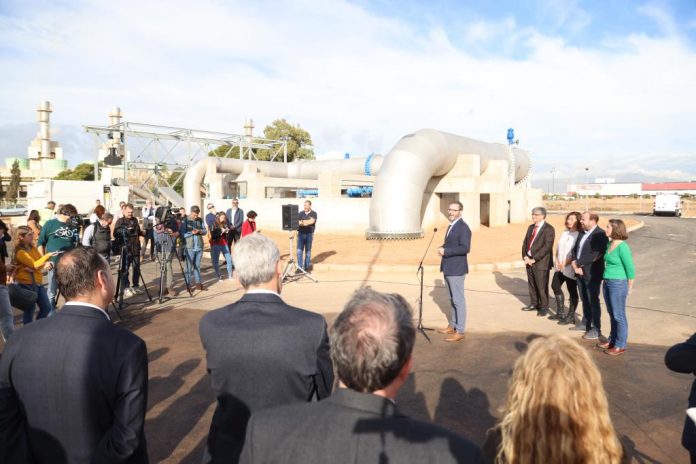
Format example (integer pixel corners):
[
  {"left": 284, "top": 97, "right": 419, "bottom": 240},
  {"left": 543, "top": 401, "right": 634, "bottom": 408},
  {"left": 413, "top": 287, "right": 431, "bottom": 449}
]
[
  {"left": 154, "top": 210, "right": 180, "bottom": 296},
  {"left": 38, "top": 203, "right": 80, "bottom": 310},
  {"left": 181, "top": 205, "right": 207, "bottom": 291},
  {"left": 82, "top": 213, "right": 114, "bottom": 262},
  {"left": 113, "top": 204, "right": 145, "bottom": 297}
]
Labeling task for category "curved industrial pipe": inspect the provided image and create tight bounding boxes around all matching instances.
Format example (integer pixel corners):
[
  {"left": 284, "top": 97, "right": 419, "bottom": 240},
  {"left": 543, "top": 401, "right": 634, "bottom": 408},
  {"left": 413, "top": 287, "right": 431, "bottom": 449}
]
[
  {"left": 112, "top": 178, "right": 168, "bottom": 206},
  {"left": 366, "top": 129, "right": 530, "bottom": 239},
  {"left": 183, "top": 155, "right": 384, "bottom": 208}
]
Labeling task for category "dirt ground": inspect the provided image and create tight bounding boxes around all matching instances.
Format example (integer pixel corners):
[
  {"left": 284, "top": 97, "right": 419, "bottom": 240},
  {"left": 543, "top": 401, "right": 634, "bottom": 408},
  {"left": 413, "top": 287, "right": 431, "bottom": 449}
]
[{"left": 263, "top": 214, "right": 640, "bottom": 267}]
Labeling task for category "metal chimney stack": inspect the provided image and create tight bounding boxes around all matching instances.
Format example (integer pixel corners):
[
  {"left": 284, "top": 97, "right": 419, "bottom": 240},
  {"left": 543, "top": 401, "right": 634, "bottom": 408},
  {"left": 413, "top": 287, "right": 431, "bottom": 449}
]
[
  {"left": 243, "top": 118, "right": 254, "bottom": 142},
  {"left": 37, "top": 100, "right": 52, "bottom": 159}
]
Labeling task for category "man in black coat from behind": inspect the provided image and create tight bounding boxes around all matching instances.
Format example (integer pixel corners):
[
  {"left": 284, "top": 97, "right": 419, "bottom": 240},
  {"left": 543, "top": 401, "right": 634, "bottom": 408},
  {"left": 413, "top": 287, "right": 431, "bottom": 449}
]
[
  {"left": 199, "top": 233, "right": 334, "bottom": 464},
  {"left": 665, "top": 333, "right": 696, "bottom": 463},
  {"left": 240, "top": 287, "right": 484, "bottom": 464},
  {"left": 0, "top": 246, "right": 149, "bottom": 463}
]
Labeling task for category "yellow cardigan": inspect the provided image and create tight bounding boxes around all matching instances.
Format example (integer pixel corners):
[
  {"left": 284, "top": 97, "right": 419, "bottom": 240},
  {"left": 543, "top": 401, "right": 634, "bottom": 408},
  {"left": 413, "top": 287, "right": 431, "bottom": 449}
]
[{"left": 14, "top": 247, "right": 51, "bottom": 285}]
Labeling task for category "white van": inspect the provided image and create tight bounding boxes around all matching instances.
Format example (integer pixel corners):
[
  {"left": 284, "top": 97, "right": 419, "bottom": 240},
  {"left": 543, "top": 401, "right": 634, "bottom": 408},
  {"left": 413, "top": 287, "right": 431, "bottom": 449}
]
[{"left": 653, "top": 194, "right": 682, "bottom": 217}]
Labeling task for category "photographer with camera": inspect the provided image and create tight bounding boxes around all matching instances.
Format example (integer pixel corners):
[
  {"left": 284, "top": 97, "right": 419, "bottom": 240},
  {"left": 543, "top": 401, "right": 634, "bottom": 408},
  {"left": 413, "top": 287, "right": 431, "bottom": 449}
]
[
  {"left": 154, "top": 208, "right": 181, "bottom": 297},
  {"left": 82, "top": 213, "right": 114, "bottom": 262},
  {"left": 210, "top": 212, "right": 233, "bottom": 281},
  {"left": 181, "top": 205, "right": 207, "bottom": 291},
  {"left": 38, "top": 203, "right": 80, "bottom": 310},
  {"left": 113, "top": 204, "right": 145, "bottom": 297}
]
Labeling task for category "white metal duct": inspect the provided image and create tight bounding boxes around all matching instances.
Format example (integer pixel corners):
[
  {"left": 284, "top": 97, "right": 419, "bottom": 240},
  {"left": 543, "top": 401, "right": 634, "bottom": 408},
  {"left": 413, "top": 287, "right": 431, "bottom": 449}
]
[
  {"left": 366, "top": 129, "right": 530, "bottom": 239},
  {"left": 183, "top": 156, "right": 384, "bottom": 208}
]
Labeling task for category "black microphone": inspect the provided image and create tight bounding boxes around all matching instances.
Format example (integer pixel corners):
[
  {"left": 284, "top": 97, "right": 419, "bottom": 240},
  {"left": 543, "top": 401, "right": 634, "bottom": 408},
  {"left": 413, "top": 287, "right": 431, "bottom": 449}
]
[{"left": 433, "top": 227, "right": 438, "bottom": 232}]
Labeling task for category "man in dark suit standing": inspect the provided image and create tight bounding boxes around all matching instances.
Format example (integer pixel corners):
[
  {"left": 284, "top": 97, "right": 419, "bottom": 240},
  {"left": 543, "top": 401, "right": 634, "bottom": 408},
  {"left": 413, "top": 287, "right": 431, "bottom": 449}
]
[
  {"left": 571, "top": 211, "right": 608, "bottom": 340},
  {"left": 225, "top": 198, "right": 244, "bottom": 252},
  {"left": 199, "top": 233, "right": 334, "bottom": 464},
  {"left": 521, "top": 207, "right": 556, "bottom": 317},
  {"left": 240, "top": 287, "right": 484, "bottom": 464},
  {"left": 0, "top": 246, "right": 149, "bottom": 464},
  {"left": 435, "top": 201, "right": 472, "bottom": 342}
]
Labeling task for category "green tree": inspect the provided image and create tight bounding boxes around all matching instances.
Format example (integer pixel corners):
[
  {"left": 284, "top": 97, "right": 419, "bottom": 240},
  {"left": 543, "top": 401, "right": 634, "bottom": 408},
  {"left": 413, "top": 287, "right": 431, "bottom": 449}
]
[
  {"left": 166, "top": 170, "right": 185, "bottom": 196},
  {"left": 208, "top": 119, "right": 314, "bottom": 162},
  {"left": 6, "top": 160, "right": 21, "bottom": 202},
  {"left": 54, "top": 162, "right": 95, "bottom": 180}
]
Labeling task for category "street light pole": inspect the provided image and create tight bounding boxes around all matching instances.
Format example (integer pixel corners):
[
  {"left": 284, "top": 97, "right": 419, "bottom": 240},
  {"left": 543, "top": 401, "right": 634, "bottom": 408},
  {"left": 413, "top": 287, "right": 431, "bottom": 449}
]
[
  {"left": 551, "top": 168, "right": 557, "bottom": 196},
  {"left": 584, "top": 167, "right": 589, "bottom": 210}
]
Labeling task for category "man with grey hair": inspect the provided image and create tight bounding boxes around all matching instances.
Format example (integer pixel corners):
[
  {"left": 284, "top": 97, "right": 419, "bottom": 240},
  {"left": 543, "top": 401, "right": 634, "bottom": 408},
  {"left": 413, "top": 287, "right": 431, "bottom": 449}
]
[
  {"left": 199, "top": 233, "right": 334, "bottom": 464},
  {"left": 240, "top": 287, "right": 484, "bottom": 463},
  {"left": 521, "top": 206, "right": 556, "bottom": 317}
]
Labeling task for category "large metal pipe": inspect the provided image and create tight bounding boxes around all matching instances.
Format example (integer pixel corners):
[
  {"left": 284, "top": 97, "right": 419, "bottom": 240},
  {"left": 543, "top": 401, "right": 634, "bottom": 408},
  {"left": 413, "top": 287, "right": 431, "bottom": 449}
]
[
  {"left": 183, "top": 155, "right": 384, "bottom": 208},
  {"left": 366, "top": 129, "right": 531, "bottom": 239}
]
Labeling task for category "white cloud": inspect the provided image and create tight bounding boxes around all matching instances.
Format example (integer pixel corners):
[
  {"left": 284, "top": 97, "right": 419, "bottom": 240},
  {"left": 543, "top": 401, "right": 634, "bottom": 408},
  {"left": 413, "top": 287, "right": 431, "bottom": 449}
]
[{"left": 0, "top": 0, "right": 694, "bottom": 182}]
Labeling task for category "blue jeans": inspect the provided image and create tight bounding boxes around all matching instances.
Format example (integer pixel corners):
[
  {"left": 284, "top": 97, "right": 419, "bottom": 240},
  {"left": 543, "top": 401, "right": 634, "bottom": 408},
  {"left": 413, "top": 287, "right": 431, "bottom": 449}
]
[
  {"left": 20, "top": 283, "right": 53, "bottom": 325},
  {"left": 211, "top": 244, "right": 233, "bottom": 279},
  {"left": 185, "top": 249, "right": 203, "bottom": 284},
  {"left": 297, "top": 232, "right": 314, "bottom": 269},
  {"left": 445, "top": 274, "right": 467, "bottom": 333},
  {"left": 0, "top": 285, "right": 14, "bottom": 341},
  {"left": 603, "top": 279, "right": 629, "bottom": 348}
]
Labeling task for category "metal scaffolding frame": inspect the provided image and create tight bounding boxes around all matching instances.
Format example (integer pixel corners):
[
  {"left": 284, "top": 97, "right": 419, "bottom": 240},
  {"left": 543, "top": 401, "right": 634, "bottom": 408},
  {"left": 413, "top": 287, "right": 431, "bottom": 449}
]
[{"left": 83, "top": 121, "right": 288, "bottom": 196}]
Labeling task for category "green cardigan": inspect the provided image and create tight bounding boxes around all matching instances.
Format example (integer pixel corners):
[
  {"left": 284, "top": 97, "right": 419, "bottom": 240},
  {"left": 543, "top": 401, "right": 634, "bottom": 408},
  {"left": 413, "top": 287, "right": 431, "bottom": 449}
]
[{"left": 603, "top": 241, "right": 635, "bottom": 280}]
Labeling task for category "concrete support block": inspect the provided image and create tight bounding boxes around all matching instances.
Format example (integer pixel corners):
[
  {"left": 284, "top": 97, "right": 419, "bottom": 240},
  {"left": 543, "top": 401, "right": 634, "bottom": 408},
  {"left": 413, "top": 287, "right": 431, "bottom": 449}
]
[
  {"left": 509, "top": 189, "right": 528, "bottom": 223},
  {"left": 489, "top": 193, "right": 509, "bottom": 227},
  {"left": 458, "top": 191, "right": 480, "bottom": 231},
  {"left": 448, "top": 154, "right": 480, "bottom": 178},
  {"left": 317, "top": 171, "right": 342, "bottom": 198}
]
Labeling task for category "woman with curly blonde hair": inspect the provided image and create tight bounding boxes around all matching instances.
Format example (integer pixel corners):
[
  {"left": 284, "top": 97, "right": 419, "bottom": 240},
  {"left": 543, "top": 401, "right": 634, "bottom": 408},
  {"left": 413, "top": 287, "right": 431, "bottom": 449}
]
[{"left": 484, "top": 334, "right": 624, "bottom": 463}]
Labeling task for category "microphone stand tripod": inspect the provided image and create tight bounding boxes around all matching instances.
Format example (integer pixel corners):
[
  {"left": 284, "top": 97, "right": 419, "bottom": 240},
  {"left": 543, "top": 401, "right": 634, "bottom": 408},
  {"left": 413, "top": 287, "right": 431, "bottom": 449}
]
[{"left": 416, "top": 227, "right": 438, "bottom": 343}]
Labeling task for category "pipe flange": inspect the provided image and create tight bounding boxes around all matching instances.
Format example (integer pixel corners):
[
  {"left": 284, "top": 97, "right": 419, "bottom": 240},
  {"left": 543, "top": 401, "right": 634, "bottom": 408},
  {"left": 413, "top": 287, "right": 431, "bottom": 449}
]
[{"left": 365, "top": 230, "right": 424, "bottom": 240}]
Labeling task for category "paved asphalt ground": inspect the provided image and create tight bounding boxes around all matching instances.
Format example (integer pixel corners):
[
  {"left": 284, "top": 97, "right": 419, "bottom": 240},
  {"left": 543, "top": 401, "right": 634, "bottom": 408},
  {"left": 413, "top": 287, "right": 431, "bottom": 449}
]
[{"left": 2, "top": 215, "right": 695, "bottom": 463}]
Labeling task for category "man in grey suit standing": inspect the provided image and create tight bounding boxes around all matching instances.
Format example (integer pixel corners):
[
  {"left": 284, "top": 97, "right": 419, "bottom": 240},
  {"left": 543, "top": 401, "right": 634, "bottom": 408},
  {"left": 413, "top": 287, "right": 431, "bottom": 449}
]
[
  {"left": 240, "top": 287, "right": 484, "bottom": 464},
  {"left": 0, "top": 247, "right": 149, "bottom": 464},
  {"left": 225, "top": 198, "right": 244, "bottom": 252},
  {"left": 436, "top": 201, "right": 472, "bottom": 342},
  {"left": 199, "top": 233, "right": 334, "bottom": 464}
]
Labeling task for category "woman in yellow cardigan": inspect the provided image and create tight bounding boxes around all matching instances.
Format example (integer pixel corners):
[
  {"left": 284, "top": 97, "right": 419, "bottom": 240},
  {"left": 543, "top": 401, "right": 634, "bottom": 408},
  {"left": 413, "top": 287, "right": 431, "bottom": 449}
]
[{"left": 13, "top": 226, "right": 60, "bottom": 324}]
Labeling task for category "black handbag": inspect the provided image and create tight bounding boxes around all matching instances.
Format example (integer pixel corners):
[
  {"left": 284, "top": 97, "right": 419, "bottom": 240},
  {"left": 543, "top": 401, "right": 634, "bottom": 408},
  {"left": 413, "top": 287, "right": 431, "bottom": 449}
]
[{"left": 9, "top": 283, "right": 38, "bottom": 313}]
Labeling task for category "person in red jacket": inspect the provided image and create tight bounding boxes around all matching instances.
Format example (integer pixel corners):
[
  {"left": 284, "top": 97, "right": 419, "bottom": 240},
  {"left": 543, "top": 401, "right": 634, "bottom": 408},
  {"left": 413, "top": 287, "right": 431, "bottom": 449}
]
[{"left": 241, "top": 210, "right": 258, "bottom": 238}]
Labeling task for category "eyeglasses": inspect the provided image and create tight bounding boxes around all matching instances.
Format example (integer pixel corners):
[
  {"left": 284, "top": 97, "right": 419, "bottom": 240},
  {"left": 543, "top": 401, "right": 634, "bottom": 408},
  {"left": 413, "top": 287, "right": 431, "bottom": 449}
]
[
  {"left": 207, "top": 206, "right": 214, "bottom": 210},
  {"left": 447, "top": 208, "right": 461, "bottom": 212}
]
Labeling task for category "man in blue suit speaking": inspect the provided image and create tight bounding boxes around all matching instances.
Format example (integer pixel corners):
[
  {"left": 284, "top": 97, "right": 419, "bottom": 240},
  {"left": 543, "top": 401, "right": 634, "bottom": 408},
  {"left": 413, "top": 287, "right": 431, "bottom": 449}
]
[{"left": 436, "top": 201, "right": 472, "bottom": 342}]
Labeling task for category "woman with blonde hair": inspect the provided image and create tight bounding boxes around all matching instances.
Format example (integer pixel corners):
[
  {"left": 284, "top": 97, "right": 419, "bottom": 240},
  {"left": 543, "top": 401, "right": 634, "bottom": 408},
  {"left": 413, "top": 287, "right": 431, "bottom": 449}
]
[
  {"left": 12, "top": 225, "right": 59, "bottom": 324},
  {"left": 484, "top": 334, "right": 624, "bottom": 463}
]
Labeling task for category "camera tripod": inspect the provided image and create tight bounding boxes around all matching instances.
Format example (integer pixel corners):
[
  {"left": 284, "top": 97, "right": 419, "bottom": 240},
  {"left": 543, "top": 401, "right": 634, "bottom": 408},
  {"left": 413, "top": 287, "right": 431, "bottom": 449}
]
[
  {"left": 114, "top": 243, "right": 152, "bottom": 313},
  {"left": 281, "top": 231, "right": 317, "bottom": 283},
  {"left": 155, "top": 234, "right": 193, "bottom": 304}
]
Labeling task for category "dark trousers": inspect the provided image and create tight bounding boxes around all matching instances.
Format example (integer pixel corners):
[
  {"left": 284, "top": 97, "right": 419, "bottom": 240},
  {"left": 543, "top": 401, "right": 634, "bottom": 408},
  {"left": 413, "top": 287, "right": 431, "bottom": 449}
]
[
  {"left": 526, "top": 265, "right": 550, "bottom": 309},
  {"left": 550, "top": 271, "right": 578, "bottom": 304},
  {"left": 577, "top": 277, "right": 602, "bottom": 331},
  {"left": 227, "top": 229, "right": 241, "bottom": 252},
  {"left": 142, "top": 229, "right": 155, "bottom": 258},
  {"left": 123, "top": 253, "right": 141, "bottom": 289}
]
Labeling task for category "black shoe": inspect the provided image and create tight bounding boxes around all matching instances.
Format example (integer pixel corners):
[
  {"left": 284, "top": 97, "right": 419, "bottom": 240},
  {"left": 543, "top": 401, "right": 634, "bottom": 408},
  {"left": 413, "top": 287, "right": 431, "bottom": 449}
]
[
  {"left": 521, "top": 305, "right": 537, "bottom": 311},
  {"left": 536, "top": 309, "right": 549, "bottom": 317}
]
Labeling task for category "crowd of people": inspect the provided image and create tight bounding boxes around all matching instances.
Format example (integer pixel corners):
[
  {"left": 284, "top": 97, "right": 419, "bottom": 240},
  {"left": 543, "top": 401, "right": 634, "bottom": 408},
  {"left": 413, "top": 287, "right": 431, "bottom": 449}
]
[
  {"left": 0, "top": 200, "right": 693, "bottom": 463},
  {"left": 519, "top": 207, "right": 635, "bottom": 356}
]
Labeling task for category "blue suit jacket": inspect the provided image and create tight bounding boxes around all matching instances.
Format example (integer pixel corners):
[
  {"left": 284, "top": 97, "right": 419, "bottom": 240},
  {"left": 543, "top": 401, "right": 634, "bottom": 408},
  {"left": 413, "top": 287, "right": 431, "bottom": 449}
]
[
  {"left": 226, "top": 208, "right": 245, "bottom": 233},
  {"left": 440, "top": 218, "right": 472, "bottom": 276}
]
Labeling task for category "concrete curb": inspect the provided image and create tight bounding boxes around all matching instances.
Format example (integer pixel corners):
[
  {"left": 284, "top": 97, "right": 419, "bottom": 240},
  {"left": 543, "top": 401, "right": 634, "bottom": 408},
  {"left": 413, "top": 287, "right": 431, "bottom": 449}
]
[{"left": 312, "top": 220, "right": 646, "bottom": 274}]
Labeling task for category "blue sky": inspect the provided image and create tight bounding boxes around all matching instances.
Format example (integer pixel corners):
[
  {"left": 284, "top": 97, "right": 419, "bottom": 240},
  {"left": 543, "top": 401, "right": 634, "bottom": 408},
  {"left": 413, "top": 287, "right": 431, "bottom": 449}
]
[{"left": 1, "top": 0, "right": 695, "bottom": 185}]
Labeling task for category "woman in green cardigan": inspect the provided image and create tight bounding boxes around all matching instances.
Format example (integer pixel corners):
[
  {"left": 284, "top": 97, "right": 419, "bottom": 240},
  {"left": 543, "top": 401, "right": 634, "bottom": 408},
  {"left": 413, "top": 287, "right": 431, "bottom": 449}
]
[{"left": 597, "top": 219, "right": 635, "bottom": 356}]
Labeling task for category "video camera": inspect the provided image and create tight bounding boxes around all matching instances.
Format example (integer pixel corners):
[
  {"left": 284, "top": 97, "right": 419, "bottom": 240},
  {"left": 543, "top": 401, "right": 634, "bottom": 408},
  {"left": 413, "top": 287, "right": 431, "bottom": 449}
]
[{"left": 155, "top": 206, "right": 175, "bottom": 224}]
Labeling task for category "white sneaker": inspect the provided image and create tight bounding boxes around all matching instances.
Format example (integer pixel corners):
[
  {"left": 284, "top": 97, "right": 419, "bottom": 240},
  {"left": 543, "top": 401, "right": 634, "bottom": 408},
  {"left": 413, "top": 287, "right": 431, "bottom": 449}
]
[
  {"left": 123, "top": 287, "right": 135, "bottom": 298},
  {"left": 132, "top": 286, "right": 144, "bottom": 295}
]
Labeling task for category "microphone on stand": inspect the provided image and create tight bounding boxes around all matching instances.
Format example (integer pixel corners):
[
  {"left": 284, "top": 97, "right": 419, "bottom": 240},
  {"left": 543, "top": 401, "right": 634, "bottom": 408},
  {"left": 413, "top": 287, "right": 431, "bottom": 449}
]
[{"left": 433, "top": 227, "right": 438, "bottom": 232}]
